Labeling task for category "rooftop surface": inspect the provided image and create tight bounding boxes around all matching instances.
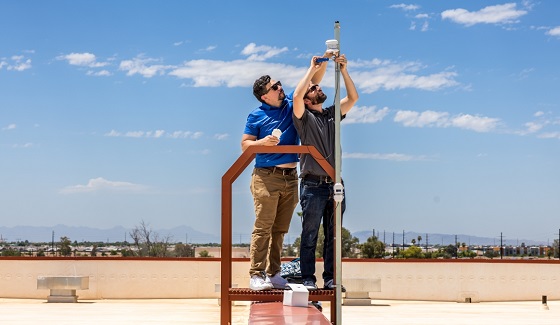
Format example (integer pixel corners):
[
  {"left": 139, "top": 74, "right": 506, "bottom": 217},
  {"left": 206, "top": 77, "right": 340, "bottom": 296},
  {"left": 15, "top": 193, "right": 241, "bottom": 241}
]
[{"left": 0, "top": 298, "right": 559, "bottom": 325}]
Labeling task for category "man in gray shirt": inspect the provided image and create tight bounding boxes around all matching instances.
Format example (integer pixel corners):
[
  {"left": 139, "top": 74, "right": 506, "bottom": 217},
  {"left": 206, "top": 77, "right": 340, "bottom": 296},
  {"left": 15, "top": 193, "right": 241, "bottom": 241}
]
[{"left": 292, "top": 53, "right": 359, "bottom": 291}]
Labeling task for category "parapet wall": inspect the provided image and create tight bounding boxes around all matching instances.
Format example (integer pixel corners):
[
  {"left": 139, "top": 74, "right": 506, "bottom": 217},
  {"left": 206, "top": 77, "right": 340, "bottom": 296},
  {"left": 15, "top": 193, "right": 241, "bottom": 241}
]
[{"left": 0, "top": 258, "right": 558, "bottom": 302}]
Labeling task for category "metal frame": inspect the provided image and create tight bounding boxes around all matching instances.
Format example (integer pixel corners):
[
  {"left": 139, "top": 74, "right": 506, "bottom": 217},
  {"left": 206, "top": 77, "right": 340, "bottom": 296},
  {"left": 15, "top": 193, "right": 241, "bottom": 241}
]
[{"left": 221, "top": 145, "right": 336, "bottom": 325}]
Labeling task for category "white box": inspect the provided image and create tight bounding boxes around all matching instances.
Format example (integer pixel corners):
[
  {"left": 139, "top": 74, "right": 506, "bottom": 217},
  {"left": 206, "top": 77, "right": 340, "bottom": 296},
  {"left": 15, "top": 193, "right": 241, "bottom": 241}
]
[{"left": 283, "top": 283, "right": 309, "bottom": 307}]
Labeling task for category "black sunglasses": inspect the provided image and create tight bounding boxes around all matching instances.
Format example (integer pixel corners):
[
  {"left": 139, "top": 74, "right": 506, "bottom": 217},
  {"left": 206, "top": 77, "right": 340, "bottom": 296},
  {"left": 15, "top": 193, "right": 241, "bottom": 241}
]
[
  {"left": 264, "top": 81, "right": 282, "bottom": 94},
  {"left": 305, "top": 84, "right": 319, "bottom": 97}
]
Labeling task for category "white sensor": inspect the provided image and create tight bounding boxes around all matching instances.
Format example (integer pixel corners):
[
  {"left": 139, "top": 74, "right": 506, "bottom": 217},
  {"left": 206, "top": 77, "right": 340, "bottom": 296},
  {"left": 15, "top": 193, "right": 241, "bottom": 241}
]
[{"left": 333, "top": 182, "right": 344, "bottom": 202}]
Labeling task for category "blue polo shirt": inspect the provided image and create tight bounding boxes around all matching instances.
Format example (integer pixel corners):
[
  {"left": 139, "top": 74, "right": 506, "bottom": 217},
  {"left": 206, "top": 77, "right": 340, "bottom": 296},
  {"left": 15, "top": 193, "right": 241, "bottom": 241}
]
[{"left": 243, "top": 92, "right": 299, "bottom": 167}]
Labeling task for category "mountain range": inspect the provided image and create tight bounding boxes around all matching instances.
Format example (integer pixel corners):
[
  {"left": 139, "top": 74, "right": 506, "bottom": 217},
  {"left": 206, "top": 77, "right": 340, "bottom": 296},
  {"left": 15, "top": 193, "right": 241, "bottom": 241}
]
[
  {"left": 0, "top": 225, "right": 550, "bottom": 246},
  {"left": 0, "top": 225, "right": 219, "bottom": 244}
]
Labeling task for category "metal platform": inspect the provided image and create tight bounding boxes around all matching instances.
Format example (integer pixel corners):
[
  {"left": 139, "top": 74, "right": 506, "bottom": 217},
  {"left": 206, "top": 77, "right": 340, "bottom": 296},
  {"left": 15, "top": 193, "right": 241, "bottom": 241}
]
[
  {"left": 229, "top": 288, "right": 335, "bottom": 302},
  {"left": 228, "top": 288, "right": 336, "bottom": 322}
]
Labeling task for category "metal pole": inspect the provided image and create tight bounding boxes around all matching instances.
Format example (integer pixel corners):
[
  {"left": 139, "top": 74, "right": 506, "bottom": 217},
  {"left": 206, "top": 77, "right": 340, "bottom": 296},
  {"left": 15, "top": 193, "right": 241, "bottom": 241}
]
[
  {"left": 500, "top": 232, "right": 503, "bottom": 259},
  {"left": 333, "top": 20, "right": 342, "bottom": 325}
]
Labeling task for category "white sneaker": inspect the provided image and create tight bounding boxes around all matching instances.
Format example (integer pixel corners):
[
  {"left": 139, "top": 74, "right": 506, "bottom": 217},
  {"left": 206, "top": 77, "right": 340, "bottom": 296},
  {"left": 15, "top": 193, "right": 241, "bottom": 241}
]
[
  {"left": 266, "top": 272, "right": 288, "bottom": 289},
  {"left": 250, "top": 274, "right": 273, "bottom": 291}
]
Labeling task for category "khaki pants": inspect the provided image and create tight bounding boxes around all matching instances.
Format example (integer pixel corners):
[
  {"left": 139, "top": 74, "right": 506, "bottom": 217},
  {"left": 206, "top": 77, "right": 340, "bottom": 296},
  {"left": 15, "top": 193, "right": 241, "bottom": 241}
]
[{"left": 249, "top": 167, "right": 298, "bottom": 277}]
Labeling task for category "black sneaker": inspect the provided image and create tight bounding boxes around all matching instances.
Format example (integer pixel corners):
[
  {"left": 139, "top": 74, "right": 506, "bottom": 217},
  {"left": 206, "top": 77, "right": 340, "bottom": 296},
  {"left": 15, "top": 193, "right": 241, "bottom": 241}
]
[
  {"left": 310, "top": 301, "right": 322, "bottom": 311},
  {"left": 323, "top": 279, "right": 346, "bottom": 292},
  {"left": 303, "top": 280, "right": 318, "bottom": 291}
]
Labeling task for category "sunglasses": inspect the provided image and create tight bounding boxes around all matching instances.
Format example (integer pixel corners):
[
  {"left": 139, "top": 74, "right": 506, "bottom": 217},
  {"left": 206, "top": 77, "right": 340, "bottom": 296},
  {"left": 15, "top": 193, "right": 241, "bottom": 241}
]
[
  {"left": 264, "top": 81, "right": 282, "bottom": 94},
  {"left": 305, "top": 84, "right": 319, "bottom": 97}
]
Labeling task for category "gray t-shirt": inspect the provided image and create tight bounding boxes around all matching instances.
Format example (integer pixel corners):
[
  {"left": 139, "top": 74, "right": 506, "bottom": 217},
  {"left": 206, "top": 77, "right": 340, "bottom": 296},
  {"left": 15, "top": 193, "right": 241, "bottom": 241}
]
[{"left": 292, "top": 105, "right": 344, "bottom": 178}]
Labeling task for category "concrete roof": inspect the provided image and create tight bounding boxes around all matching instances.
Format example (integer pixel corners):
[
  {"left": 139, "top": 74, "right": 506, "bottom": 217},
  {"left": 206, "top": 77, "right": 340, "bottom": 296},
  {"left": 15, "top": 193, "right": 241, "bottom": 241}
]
[{"left": 0, "top": 298, "right": 558, "bottom": 324}]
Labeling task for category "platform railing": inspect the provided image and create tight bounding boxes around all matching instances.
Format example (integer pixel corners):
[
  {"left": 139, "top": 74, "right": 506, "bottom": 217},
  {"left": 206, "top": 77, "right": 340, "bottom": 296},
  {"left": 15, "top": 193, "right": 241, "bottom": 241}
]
[{"left": 221, "top": 145, "right": 335, "bottom": 325}]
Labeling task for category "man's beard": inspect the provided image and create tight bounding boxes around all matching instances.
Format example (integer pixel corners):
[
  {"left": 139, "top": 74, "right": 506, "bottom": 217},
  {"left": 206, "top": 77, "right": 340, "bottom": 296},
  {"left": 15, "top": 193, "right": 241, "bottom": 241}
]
[
  {"left": 309, "top": 92, "right": 327, "bottom": 105},
  {"left": 277, "top": 89, "right": 286, "bottom": 101}
]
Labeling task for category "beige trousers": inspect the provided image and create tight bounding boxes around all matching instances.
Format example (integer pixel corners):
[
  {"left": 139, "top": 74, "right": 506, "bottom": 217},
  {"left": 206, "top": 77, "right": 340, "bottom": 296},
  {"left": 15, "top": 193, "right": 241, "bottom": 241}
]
[{"left": 249, "top": 167, "right": 298, "bottom": 277}]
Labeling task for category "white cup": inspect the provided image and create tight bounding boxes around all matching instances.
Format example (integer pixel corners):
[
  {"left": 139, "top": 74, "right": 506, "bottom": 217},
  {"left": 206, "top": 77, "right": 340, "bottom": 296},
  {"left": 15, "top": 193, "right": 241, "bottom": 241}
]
[{"left": 272, "top": 129, "right": 282, "bottom": 138}]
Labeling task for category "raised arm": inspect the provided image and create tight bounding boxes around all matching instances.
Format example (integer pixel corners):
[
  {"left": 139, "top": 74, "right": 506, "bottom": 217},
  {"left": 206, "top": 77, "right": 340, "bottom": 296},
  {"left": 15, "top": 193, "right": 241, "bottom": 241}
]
[
  {"left": 335, "top": 54, "right": 359, "bottom": 116},
  {"left": 293, "top": 56, "right": 327, "bottom": 119},
  {"left": 310, "top": 51, "right": 332, "bottom": 84}
]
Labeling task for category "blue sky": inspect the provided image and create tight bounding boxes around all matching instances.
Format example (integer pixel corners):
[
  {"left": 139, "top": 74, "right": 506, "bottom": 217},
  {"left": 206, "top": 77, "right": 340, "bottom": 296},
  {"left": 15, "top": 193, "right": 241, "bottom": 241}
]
[{"left": 1, "top": 1, "right": 559, "bottom": 244}]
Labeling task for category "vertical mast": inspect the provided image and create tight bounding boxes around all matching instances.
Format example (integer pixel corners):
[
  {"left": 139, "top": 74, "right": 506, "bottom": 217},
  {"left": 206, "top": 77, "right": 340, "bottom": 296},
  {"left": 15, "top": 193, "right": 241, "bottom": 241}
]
[{"left": 333, "top": 20, "right": 342, "bottom": 325}]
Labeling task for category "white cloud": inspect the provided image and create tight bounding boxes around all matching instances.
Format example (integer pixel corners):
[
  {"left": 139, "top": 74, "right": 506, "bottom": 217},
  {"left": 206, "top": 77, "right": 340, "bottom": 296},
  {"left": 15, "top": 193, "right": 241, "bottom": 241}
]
[
  {"left": 390, "top": 4, "right": 420, "bottom": 11},
  {"left": 87, "top": 70, "right": 112, "bottom": 76},
  {"left": 441, "top": 3, "right": 527, "bottom": 26},
  {"left": 1, "top": 55, "right": 32, "bottom": 71},
  {"left": 342, "top": 105, "right": 390, "bottom": 124},
  {"left": 13, "top": 143, "right": 34, "bottom": 148},
  {"left": 538, "top": 132, "right": 560, "bottom": 140},
  {"left": 2, "top": 124, "right": 16, "bottom": 131},
  {"left": 214, "top": 133, "right": 229, "bottom": 140},
  {"left": 169, "top": 58, "right": 301, "bottom": 88},
  {"left": 125, "top": 131, "right": 145, "bottom": 138},
  {"left": 450, "top": 114, "right": 500, "bottom": 132},
  {"left": 521, "top": 121, "right": 545, "bottom": 134},
  {"left": 394, "top": 110, "right": 500, "bottom": 132},
  {"left": 201, "top": 45, "right": 217, "bottom": 52},
  {"left": 57, "top": 52, "right": 108, "bottom": 67},
  {"left": 534, "top": 111, "right": 544, "bottom": 117},
  {"left": 394, "top": 110, "right": 449, "bottom": 127},
  {"left": 515, "top": 68, "right": 534, "bottom": 80},
  {"left": 119, "top": 56, "right": 174, "bottom": 78},
  {"left": 169, "top": 131, "right": 203, "bottom": 139},
  {"left": 240, "top": 43, "right": 289, "bottom": 61},
  {"left": 7, "top": 58, "right": 32, "bottom": 71},
  {"left": 351, "top": 60, "right": 459, "bottom": 93},
  {"left": 343, "top": 152, "right": 427, "bottom": 162},
  {"left": 148, "top": 44, "right": 458, "bottom": 94},
  {"left": 60, "top": 177, "right": 148, "bottom": 194},
  {"left": 409, "top": 21, "right": 417, "bottom": 31},
  {"left": 547, "top": 26, "right": 560, "bottom": 37},
  {"left": 152, "top": 130, "right": 166, "bottom": 138},
  {"left": 104, "top": 129, "right": 203, "bottom": 139},
  {"left": 105, "top": 130, "right": 121, "bottom": 137}
]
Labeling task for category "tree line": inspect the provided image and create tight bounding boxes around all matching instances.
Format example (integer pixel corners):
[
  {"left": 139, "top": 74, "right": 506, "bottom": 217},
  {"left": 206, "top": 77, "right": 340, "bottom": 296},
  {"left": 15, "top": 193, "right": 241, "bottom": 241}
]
[{"left": 2, "top": 220, "right": 559, "bottom": 259}]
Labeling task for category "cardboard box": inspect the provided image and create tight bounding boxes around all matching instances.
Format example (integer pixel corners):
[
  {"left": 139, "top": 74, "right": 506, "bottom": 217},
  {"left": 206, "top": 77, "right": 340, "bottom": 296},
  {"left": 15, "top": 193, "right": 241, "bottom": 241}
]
[{"left": 283, "top": 283, "right": 309, "bottom": 307}]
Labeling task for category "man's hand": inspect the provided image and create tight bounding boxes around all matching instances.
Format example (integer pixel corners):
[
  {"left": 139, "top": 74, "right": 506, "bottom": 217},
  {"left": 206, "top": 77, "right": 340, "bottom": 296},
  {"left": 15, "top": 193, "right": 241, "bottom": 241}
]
[
  {"left": 260, "top": 135, "right": 280, "bottom": 146},
  {"left": 334, "top": 54, "right": 348, "bottom": 71},
  {"left": 311, "top": 56, "right": 326, "bottom": 70}
]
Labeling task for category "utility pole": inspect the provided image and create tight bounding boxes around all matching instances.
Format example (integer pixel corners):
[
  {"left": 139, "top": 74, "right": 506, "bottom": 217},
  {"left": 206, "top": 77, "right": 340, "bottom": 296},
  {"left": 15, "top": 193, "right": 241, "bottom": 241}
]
[
  {"left": 402, "top": 230, "right": 405, "bottom": 247},
  {"left": 500, "top": 232, "right": 503, "bottom": 259},
  {"left": 455, "top": 234, "right": 458, "bottom": 258},
  {"left": 392, "top": 232, "right": 395, "bottom": 256},
  {"left": 552, "top": 229, "right": 560, "bottom": 259}
]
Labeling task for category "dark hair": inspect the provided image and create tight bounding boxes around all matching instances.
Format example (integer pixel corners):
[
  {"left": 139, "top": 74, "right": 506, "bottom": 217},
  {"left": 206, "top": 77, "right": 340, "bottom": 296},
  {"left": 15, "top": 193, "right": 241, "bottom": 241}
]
[{"left": 253, "top": 75, "right": 271, "bottom": 103}]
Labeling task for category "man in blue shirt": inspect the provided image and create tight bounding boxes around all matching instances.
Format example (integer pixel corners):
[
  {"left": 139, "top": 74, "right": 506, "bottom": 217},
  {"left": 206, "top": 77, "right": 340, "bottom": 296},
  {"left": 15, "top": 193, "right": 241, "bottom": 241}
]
[{"left": 242, "top": 58, "right": 328, "bottom": 290}]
